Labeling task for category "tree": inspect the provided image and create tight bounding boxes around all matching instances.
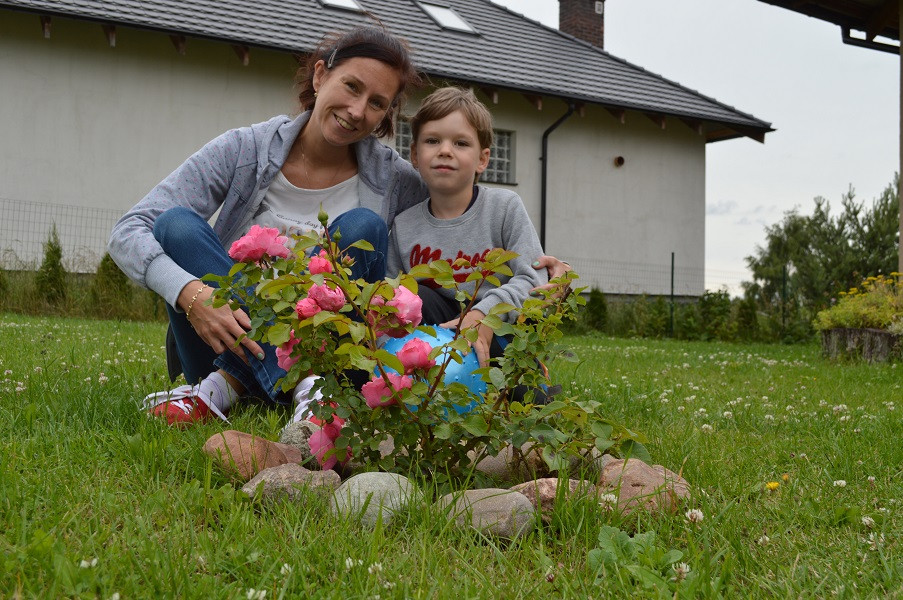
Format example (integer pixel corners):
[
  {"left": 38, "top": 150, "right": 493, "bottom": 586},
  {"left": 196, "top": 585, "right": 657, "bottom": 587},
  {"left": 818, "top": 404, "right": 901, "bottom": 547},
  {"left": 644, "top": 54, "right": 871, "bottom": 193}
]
[
  {"left": 745, "top": 177, "right": 900, "bottom": 320},
  {"left": 35, "top": 224, "right": 67, "bottom": 304}
]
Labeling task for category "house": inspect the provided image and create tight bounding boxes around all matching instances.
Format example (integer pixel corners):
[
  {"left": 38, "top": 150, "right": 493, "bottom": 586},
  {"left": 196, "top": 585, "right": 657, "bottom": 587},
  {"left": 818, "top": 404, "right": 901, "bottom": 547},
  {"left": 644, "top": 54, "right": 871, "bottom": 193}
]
[{"left": 0, "top": 0, "right": 772, "bottom": 295}]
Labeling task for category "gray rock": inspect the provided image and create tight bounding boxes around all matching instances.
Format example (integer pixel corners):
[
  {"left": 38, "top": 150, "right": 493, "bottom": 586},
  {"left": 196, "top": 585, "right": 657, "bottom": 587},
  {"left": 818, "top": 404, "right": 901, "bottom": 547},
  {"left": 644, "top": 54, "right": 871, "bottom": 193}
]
[
  {"left": 278, "top": 420, "right": 320, "bottom": 469},
  {"left": 597, "top": 458, "right": 691, "bottom": 515},
  {"left": 468, "top": 443, "right": 548, "bottom": 483},
  {"left": 241, "top": 463, "right": 341, "bottom": 500},
  {"left": 437, "top": 488, "right": 535, "bottom": 539},
  {"left": 203, "top": 430, "right": 303, "bottom": 482},
  {"left": 330, "top": 472, "right": 416, "bottom": 528}
]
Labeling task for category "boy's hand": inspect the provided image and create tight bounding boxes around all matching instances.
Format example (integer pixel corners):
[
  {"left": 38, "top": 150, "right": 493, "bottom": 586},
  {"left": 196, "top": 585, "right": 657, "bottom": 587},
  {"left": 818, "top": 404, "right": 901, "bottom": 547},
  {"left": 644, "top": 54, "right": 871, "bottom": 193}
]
[{"left": 440, "top": 310, "right": 493, "bottom": 368}]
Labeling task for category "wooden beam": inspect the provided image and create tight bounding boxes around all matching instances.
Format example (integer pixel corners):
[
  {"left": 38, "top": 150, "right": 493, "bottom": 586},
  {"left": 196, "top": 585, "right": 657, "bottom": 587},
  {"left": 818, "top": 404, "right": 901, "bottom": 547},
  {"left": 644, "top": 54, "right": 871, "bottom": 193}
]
[
  {"left": 865, "top": 0, "right": 897, "bottom": 40},
  {"left": 39, "top": 15, "right": 51, "bottom": 39},
  {"left": 522, "top": 94, "right": 542, "bottom": 110},
  {"left": 102, "top": 24, "right": 116, "bottom": 47},
  {"left": 645, "top": 113, "right": 666, "bottom": 129},
  {"left": 479, "top": 87, "right": 499, "bottom": 104},
  {"left": 169, "top": 34, "right": 186, "bottom": 55},
  {"left": 680, "top": 118, "right": 704, "bottom": 135},
  {"left": 705, "top": 126, "right": 766, "bottom": 144},
  {"left": 605, "top": 107, "right": 625, "bottom": 124},
  {"left": 232, "top": 44, "right": 249, "bottom": 66}
]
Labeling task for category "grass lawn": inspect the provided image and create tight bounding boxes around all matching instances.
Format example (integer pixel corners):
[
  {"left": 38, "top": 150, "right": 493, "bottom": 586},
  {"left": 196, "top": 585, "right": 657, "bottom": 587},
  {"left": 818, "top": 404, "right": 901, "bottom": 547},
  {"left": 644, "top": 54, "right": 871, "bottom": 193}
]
[{"left": 0, "top": 313, "right": 900, "bottom": 598}]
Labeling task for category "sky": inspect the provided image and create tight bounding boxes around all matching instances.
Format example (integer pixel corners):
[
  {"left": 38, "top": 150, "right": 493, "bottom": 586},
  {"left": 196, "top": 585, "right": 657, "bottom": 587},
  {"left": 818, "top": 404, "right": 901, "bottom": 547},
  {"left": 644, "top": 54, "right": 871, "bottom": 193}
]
[{"left": 491, "top": 0, "right": 899, "bottom": 292}]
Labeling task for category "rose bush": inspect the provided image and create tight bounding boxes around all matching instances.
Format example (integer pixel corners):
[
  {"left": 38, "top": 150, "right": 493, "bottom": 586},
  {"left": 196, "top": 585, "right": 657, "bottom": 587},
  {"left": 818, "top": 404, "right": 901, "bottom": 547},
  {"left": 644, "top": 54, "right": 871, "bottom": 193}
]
[{"left": 206, "top": 211, "right": 648, "bottom": 483}]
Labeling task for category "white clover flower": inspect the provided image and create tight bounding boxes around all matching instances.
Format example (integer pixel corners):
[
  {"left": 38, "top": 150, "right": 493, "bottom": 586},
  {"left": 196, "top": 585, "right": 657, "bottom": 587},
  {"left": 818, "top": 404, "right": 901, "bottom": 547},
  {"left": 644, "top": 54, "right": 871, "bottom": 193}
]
[
  {"left": 33, "top": 366, "right": 42, "bottom": 373},
  {"left": 79, "top": 558, "right": 98, "bottom": 568},
  {"left": 833, "top": 404, "right": 848, "bottom": 413},
  {"left": 110, "top": 593, "right": 121, "bottom": 600},
  {"left": 866, "top": 533, "right": 885, "bottom": 551},
  {"left": 839, "top": 415, "right": 851, "bottom": 422},
  {"left": 368, "top": 562, "right": 383, "bottom": 575},
  {"left": 98, "top": 373, "right": 109, "bottom": 385},
  {"left": 722, "top": 411, "right": 733, "bottom": 419},
  {"left": 833, "top": 480, "right": 847, "bottom": 488},
  {"left": 757, "top": 535, "right": 770, "bottom": 545},
  {"left": 245, "top": 589, "right": 266, "bottom": 600},
  {"left": 345, "top": 557, "right": 355, "bottom": 571},
  {"left": 280, "top": 563, "right": 293, "bottom": 575},
  {"left": 867, "top": 476, "right": 876, "bottom": 484},
  {"left": 599, "top": 493, "right": 617, "bottom": 511},
  {"left": 764, "top": 414, "right": 774, "bottom": 421},
  {"left": 383, "top": 581, "right": 396, "bottom": 589},
  {"left": 700, "top": 424, "right": 713, "bottom": 433},
  {"left": 685, "top": 508, "right": 704, "bottom": 524},
  {"left": 677, "top": 406, "right": 685, "bottom": 412},
  {"left": 672, "top": 562, "right": 691, "bottom": 582}
]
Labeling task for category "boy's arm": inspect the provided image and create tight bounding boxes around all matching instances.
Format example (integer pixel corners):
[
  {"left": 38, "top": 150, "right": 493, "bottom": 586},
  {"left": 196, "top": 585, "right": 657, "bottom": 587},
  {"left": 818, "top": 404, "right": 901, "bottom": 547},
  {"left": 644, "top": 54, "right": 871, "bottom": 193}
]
[
  {"left": 386, "top": 226, "right": 403, "bottom": 277},
  {"left": 472, "top": 195, "right": 547, "bottom": 321}
]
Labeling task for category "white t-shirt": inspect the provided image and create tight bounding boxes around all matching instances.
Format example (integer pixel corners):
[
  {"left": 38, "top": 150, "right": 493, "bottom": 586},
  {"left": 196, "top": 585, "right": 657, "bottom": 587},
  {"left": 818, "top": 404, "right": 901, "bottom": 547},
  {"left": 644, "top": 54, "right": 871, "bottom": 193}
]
[{"left": 248, "top": 171, "right": 360, "bottom": 238}]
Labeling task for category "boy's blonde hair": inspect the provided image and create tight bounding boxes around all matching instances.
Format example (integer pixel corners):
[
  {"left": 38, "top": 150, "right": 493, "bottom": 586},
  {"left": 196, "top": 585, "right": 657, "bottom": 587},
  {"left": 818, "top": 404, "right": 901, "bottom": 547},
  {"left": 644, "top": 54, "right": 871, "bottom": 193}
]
[{"left": 410, "top": 87, "right": 493, "bottom": 150}]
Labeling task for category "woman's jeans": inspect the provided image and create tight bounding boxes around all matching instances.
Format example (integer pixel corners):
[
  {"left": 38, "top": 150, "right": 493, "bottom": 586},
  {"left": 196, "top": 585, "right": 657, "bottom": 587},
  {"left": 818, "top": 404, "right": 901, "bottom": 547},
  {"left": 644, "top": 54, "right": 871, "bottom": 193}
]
[{"left": 154, "top": 206, "right": 388, "bottom": 402}]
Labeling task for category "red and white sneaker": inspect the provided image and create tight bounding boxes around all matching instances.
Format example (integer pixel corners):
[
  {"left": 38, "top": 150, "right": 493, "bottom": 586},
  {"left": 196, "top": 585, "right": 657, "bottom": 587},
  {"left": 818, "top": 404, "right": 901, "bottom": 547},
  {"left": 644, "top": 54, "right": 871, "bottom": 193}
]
[{"left": 143, "top": 385, "right": 228, "bottom": 427}]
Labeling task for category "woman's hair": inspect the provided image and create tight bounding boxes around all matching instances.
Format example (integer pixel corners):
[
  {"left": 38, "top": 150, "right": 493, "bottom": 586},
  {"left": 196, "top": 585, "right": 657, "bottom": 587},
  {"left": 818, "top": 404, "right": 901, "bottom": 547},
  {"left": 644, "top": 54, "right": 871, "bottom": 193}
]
[
  {"left": 410, "top": 86, "right": 494, "bottom": 150},
  {"left": 296, "top": 26, "right": 421, "bottom": 138}
]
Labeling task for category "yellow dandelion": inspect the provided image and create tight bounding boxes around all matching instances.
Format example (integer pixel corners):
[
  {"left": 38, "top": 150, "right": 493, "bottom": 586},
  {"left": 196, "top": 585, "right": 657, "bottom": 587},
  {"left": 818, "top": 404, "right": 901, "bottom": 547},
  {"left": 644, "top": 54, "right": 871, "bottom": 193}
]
[
  {"left": 781, "top": 473, "right": 790, "bottom": 482},
  {"left": 765, "top": 481, "right": 780, "bottom": 491}
]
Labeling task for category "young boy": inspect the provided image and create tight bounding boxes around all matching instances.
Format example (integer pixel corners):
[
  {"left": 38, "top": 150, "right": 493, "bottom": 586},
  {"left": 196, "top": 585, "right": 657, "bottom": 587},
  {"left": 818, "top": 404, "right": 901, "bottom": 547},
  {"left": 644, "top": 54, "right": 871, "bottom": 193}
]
[{"left": 386, "top": 87, "right": 547, "bottom": 368}]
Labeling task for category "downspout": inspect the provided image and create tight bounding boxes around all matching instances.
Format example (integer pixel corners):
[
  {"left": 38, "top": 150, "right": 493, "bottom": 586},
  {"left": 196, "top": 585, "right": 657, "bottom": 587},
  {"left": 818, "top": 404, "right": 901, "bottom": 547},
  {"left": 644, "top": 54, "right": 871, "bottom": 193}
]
[{"left": 540, "top": 103, "right": 576, "bottom": 249}]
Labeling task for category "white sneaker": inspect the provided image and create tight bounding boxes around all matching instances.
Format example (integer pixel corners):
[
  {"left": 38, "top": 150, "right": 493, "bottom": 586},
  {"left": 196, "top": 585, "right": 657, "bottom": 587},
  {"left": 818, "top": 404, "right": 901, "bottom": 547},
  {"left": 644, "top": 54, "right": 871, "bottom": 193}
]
[{"left": 291, "top": 375, "right": 324, "bottom": 424}]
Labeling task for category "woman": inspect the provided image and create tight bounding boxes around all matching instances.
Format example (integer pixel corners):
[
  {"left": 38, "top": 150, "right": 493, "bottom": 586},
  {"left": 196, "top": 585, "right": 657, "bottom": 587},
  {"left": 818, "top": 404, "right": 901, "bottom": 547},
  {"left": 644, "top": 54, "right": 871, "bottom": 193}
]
[{"left": 109, "top": 26, "right": 568, "bottom": 425}]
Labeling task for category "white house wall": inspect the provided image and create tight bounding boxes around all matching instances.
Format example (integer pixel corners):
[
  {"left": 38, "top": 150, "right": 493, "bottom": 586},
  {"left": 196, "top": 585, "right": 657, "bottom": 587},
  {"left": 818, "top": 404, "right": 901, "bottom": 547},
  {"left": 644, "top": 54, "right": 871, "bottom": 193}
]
[
  {"left": 1, "top": 10, "right": 705, "bottom": 296},
  {"left": 0, "top": 10, "right": 296, "bottom": 269}
]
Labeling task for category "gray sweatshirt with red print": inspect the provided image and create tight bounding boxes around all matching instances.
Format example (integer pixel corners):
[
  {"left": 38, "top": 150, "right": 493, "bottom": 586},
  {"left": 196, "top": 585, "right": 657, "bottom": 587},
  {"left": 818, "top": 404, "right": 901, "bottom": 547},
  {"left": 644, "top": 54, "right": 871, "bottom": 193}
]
[{"left": 386, "top": 186, "right": 546, "bottom": 321}]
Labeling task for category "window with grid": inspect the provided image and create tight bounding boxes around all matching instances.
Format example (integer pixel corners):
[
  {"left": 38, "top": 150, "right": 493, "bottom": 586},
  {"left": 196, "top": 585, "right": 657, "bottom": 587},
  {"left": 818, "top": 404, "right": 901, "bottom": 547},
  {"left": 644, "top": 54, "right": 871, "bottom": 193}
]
[{"left": 393, "top": 122, "right": 515, "bottom": 184}]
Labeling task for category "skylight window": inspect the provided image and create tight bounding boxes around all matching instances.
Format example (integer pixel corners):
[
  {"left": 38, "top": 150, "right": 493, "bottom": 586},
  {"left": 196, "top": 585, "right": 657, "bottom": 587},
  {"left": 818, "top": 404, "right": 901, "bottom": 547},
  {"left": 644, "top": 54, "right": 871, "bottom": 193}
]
[
  {"left": 418, "top": 2, "right": 477, "bottom": 33},
  {"left": 319, "top": 0, "right": 364, "bottom": 12}
]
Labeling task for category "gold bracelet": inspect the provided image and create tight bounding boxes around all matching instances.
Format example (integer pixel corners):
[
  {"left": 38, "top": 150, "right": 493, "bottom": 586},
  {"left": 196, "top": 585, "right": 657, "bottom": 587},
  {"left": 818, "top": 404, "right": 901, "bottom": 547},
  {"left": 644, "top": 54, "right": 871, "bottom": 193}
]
[{"left": 185, "top": 285, "right": 207, "bottom": 326}]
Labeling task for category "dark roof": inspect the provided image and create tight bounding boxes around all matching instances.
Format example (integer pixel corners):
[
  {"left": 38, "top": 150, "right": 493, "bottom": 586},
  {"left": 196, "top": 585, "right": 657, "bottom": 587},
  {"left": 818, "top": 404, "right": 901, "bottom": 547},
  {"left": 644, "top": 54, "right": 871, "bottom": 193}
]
[
  {"left": 1, "top": 0, "right": 772, "bottom": 141},
  {"left": 758, "top": 1, "right": 899, "bottom": 52}
]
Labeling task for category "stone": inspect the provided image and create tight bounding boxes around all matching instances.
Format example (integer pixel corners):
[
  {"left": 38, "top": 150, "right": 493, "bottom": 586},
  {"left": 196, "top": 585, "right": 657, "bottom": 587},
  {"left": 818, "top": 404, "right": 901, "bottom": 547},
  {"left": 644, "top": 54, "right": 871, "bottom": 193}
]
[
  {"left": 597, "top": 458, "right": 691, "bottom": 515},
  {"left": 469, "top": 443, "right": 548, "bottom": 483},
  {"left": 437, "top": 488, "right": 534, "bottom": 539},
  {"left": 203, "top": 430, "right": 303, "bottom": 482},
  {"left": 509, "top": 478, "right": 591, "bottom": 521},
  {"left": 330, "top": 472, "right": 416, "bottom": 528},
  {"left": 278, "top": 420, "right": 320, "bottom": 469},
  {"left": 241, "top": 463, "right": 341, "bottom": 500}
]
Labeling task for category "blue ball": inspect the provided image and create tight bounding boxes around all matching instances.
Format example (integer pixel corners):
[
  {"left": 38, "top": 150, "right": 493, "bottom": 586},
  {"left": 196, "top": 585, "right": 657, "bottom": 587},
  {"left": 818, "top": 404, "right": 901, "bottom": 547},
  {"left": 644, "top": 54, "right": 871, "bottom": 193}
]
[{"left": 379, "top": 327, "right": 486, "bottom": 414}]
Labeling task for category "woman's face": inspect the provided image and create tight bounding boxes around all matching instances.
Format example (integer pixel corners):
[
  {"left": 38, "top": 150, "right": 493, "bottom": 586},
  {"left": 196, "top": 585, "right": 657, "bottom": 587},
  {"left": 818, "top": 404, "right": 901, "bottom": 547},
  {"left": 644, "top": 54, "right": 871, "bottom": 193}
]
[{"left": 311, "top": 57, "right": 402, "bottom": 147}]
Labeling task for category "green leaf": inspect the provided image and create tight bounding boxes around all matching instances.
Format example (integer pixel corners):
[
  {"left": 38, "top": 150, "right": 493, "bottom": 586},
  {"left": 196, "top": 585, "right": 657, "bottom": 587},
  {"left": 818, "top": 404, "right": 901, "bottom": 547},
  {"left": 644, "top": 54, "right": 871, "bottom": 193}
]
[
  {"left": 433, "top": 423, "right": 453, "bottom": 440},
  {"left": 488, "top": 303, "right": 517, "bottom": 316},
  {"left": 461, "top": 414, "right": 488, "bottom": 437},
  {"left": 618, "top": 440, "right": 652, "bottom": 464},
  {"left": 488, "top": 367, "right": 506, "bottom": 390},
  {"left": 267, "top": 322, "right": 292, "bottom": 346},
  {"left": 348, "top": 239, "right": 374, "bottom": 252},
  {"left": 347, "top": 321, "right": 367, "bottom": 344},
  {"left": 591, "top": 422, "right": 614, "bottom": 439},
  {"left": 624, "top": 565, "right": 668, "bottom": 590},
  {"left": 541, "top": 446, "right": 568, "bottom": 472},
  {"left": 373, "top": 349, "right": 405, "bottom": 376}
]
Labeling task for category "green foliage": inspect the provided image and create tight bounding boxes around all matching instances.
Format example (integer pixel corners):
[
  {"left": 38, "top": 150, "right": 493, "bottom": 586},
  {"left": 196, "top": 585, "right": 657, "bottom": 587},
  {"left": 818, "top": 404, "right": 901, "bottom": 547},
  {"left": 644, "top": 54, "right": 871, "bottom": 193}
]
[
  {"left": 0, "top": 267, "right": 8, "bottom": 304},
  {"left": 698, "top": 289, "right": 734, "bottom": 341},
  {"left": 90, "top": 253, "right": 133, "bottom": 314},
  {"left": 744, "top": 176, "right": 900, "bottom": 336},
  {"left": 34, "top": 225, "right": 67, "bottom": 304},
  {"left": 584, "top": 287, "right": 608, "bottom": 331},
  {"left": 735, "top": 294, "right": 760, "bottom": 341},
  {"left": 588, "top": 526, "right": 688, "bottom": 593},
  {"left": 210, "top": 222, "right": 648, "bottom": 484},
  {"left": 814, "top": 273, "right": 902, "bottom": 331}
]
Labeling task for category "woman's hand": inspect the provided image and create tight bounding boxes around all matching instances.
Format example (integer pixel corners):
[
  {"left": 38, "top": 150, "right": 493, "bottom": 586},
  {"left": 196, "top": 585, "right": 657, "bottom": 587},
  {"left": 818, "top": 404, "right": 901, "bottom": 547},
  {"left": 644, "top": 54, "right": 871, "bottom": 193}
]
[
  {"left": 178, "top": 281, "right": 264, "bottom": 363},
  {"left": 531, "top": 255, "right": 572, "bottom": 298},
  {"left": 440, "top": 310, "right": 493, "bottom": 368}
]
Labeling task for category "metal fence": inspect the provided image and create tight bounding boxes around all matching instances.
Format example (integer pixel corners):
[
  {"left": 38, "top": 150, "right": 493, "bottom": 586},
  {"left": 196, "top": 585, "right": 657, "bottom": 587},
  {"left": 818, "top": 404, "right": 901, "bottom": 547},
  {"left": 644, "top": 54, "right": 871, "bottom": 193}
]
[
  {"left": 0, "top": 197, "right": 751, "bottom": 294},
  {"left": 0, "top": 196, "right": 124, "bottom": 272}
]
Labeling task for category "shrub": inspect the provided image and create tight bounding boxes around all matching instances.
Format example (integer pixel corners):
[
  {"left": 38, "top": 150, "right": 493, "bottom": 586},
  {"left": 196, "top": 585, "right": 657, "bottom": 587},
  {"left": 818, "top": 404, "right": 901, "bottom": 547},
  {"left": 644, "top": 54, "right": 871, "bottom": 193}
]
[
  {"left": 0, "top": 267, "right": 8, "bottom": 304},
  {"left": 814, "top": 273, "right": 902, "bottom": 332},
  {"left": 35, "top": 225, "right": 67, "bottom": 304},
  {"left": 698, "top": 289, "right": 733, "bottom": 341},
  {"left": 90, "top": 253, "right": 133, "bottom": 314},
  {"left": 584, "top": 288, "right": 608, "bottom": 332},
  {"left": 735, "top": 294, "right": 760, "bottom": 341}
]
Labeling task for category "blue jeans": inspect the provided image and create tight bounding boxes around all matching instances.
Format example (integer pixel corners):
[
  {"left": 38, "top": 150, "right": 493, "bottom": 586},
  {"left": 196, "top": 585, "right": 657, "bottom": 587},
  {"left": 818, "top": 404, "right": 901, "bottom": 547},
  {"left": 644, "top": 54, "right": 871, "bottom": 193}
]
[{"left": 154, "top": 206, "right": 388, "bottom": 402}]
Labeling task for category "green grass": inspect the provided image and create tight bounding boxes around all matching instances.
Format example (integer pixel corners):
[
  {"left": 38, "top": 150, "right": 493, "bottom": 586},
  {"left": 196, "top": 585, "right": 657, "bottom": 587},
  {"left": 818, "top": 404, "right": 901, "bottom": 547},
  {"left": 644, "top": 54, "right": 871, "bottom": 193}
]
[{"left": 0, "top": 313, "right": 900, "bottom": 598}]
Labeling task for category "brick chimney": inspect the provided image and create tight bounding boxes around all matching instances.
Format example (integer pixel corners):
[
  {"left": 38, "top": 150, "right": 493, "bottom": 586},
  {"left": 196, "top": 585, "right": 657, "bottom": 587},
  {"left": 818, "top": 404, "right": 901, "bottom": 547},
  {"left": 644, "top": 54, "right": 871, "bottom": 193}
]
[{"left": 558, "top": 0, "right": 605, "bottom": 49}]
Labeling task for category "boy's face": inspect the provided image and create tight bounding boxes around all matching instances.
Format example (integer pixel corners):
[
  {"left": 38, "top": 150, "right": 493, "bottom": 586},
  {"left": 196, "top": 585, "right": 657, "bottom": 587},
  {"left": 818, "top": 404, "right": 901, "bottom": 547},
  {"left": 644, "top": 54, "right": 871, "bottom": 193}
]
[{"left": 411, "top": 110, "right": 490, "bottom": 198}]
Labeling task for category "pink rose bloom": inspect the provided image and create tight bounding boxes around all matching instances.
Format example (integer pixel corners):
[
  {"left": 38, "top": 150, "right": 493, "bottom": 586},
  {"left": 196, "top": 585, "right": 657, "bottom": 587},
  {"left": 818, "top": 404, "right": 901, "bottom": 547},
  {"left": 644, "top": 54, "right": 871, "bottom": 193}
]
[
  {"left": 308, "top": 283, "right": 346, "bottom": 312},
  {"left": 388, "top": 286, "right": 422, "bottom": 327},
  {"left": 397, "top": 338, "right": 435, "bottom": 374},
  {"left": 228, "top": 225, "right": 290, "bottom": 263},
  {"left": 362, "top": 372, "right": 413, "bottom": 409},
  {"left": 295, "top": 297, "right": 322, "bottom": 320},
  {"left": 308, "top": 250, "right": 333, "bottom": 275},
  {"left": 275, "top": 331, "right": 300, "bottom": 371},
  {"left": 369, "top": 287, "right": 423, "bottom": 338},
  {"left": 309, "top": 429, "right": 340, "bottom": 470}
]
